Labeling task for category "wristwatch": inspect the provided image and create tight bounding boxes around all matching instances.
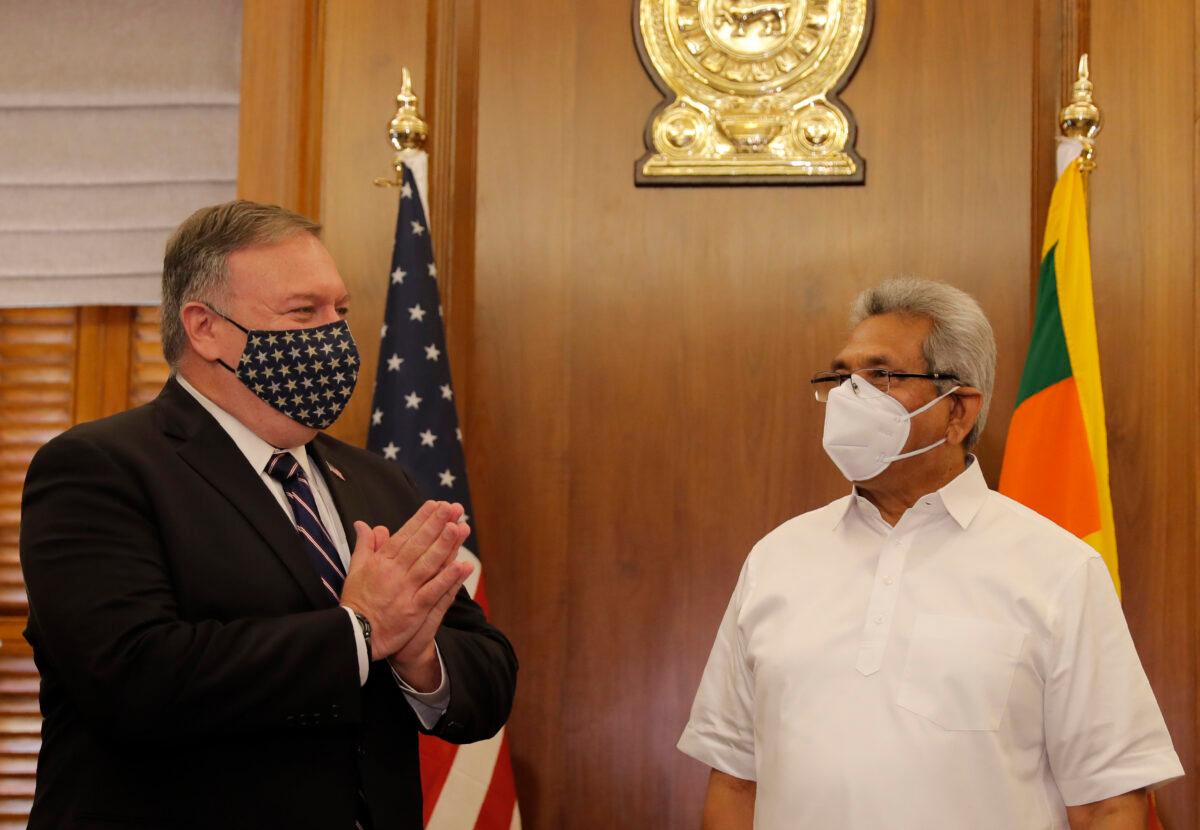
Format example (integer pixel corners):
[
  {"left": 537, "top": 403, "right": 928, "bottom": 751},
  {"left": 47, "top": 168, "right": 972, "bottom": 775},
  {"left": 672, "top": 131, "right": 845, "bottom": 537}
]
[{"left": 351, "top": 610, "right": 374, "bottom": 661}]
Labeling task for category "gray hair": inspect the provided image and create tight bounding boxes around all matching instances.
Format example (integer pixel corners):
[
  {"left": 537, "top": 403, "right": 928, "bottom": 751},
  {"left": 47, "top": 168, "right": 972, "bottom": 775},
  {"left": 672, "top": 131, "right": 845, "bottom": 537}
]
[
  {"left": 850, "top": 278, "right": 997, "bottom": 448},
  {"left": 160, "top": 200, "right": 321, "bottom": 366}
]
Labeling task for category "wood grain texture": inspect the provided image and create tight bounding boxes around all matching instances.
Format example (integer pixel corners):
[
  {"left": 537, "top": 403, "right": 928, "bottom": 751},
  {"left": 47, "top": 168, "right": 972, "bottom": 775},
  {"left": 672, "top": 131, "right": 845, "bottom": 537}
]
[
  {"left": 129, "top": 308, "right": 171, "bottom": 409},
  {"left": 0, "top": 308, "right": 77, "bottom": 828},
  {"left": 237, "top": 0, "right": 325, "bottom": 217},
  {"left": 471, "top": 2, "right": 1035, "bottom": 825},
  {"left": 1031, "top": 0, "right": 1067, "bottom": 306},
  {"left": 1090, "top": 1, "right": 1197, "bottom": 824},
  {"left": 73, "top": 306, "right": 133, "bottom": 424},
  {"left": 1, "top": 2, "right": 1185, "bottom": 827},
  {"left": 317, "top": 0, "right": 428, "bottom": 449},
  {"left": 0, "top": 653, "right": 38, "bottom": 827},
  {"left": 426, "top": 0, "right": 480, "bottom": 419},
  {"left": 0, "top": 308, "right": 77, "bottom": 617}
]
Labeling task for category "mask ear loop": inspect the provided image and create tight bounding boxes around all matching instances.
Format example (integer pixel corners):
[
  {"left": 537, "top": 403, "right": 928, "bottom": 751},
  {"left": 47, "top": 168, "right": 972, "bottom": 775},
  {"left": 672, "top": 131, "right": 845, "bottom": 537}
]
[
  {"left": 201, "top": 303, "right": 250, "bottom": 374},
  {"left": 880, "top": 385, "right": 962, "bottom": 463},
  {"left": 898, "top": 385, "right": 961, "bottom": 421},
  {"left": 202, "top": 302, "right": 250, "bottom": 334}
]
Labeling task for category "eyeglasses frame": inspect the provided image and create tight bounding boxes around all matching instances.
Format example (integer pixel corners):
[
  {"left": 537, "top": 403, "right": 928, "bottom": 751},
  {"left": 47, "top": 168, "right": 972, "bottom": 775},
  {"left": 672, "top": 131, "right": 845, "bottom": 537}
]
[{"left": 809, "top": 369, "right": 961, "bottom": 402}]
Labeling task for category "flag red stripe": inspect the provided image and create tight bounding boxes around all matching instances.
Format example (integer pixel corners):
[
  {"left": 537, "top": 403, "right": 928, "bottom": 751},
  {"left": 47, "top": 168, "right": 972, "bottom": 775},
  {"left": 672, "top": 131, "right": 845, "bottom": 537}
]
[
  {"left": 419, "top": 734, "right": 460, "bottom": 824},
  {"left": 419, "top": 573, "right": 492, "bottom": 823},
  {"left": 473, "top": 730, "right": 518, "bottom": 830},
  {"left": 1147, "top": 792, "right": 1164, "bottom": 829},
  {"left": 473, "top": 573, "right": 492, "bottom": 618}
]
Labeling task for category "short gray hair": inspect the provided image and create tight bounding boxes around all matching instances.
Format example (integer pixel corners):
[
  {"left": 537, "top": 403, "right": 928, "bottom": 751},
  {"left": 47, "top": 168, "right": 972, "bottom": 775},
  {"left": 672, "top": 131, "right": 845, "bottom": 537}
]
[
  {"left": 850, "top": 278, "right": 997, "bottom": 448},
  {"left": 161, "top": 200, "right": 321, "bottom": 366}
]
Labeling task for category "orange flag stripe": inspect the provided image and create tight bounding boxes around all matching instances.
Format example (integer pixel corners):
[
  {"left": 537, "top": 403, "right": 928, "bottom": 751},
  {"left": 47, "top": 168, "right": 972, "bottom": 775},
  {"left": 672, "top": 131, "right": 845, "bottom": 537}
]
[{"left": 998, "top": 376, "right": 1102, "bottom": 539}]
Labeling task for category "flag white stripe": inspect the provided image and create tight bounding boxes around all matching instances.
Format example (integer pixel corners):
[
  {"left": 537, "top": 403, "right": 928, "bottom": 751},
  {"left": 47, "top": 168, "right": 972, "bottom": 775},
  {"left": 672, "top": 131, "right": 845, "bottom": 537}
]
[
  {"left": 377, "top": 153, "right": 518, "bottom": 829},
  {"left": 1056, "top": 137, "right": 1084, "bottom": 177},
  {"left": 399, "top": 149, "right": 431, "bottom": 233},
  {"left": 458, "top": 545, "right": 482, "bottom": 598},
  {"left": 424, "top": 727, "right": 506, "bottom": 830}
]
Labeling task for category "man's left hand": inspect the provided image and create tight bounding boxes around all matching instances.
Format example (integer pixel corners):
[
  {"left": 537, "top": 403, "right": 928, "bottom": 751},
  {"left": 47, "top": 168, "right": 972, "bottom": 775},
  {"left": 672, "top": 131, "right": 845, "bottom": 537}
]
[{"left": 362, "top": 522, "right": 465, "bottom": 692}]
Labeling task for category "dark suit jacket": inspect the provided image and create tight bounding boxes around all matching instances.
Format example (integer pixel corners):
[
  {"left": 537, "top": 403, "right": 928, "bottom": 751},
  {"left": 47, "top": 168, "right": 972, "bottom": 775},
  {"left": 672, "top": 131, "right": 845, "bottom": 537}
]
[{"left": 19, "top": 377, "right": 517, "bottom": 829}]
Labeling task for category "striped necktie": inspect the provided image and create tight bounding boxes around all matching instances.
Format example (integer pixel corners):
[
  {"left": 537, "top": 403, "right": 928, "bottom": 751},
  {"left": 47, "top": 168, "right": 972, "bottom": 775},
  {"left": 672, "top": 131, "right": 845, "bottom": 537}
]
[
  {"left": 267, "top": 451, "right": 373, "bottom": 829},
  {"left": 266, "top": 451, "right": 346, "bottom": 602}
]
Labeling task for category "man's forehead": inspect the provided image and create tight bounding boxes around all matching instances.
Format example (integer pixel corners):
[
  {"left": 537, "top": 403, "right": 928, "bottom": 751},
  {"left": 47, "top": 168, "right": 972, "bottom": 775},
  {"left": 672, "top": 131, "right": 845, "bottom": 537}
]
[
  {"left": 225, "top": 234, "right": 347, "bottom": 301},
  {"left": 832, "top": 312, "right": 931, "bottom": 369}
]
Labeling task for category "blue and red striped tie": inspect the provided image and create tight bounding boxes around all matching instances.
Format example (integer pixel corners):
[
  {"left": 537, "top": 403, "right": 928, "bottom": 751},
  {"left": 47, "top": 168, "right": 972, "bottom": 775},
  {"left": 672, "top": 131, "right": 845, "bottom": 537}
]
[{"left": 266, "top": 451, "right": 346, "bottom": 603}]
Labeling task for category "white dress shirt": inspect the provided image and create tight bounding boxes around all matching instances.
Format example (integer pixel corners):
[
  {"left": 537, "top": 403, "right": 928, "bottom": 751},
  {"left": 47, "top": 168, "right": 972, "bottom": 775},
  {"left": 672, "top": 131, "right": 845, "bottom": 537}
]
[
  {"left": 679, "top": 458, "right": 1182, "bottom": 829},
  {"left": 177, "top": 375, "right": 448, "bottom": 727}
]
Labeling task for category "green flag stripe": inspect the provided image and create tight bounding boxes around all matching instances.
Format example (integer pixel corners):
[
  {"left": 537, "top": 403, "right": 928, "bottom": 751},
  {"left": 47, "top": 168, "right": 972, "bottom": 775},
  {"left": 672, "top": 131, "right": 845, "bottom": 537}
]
[{"left": 1015, "top": 243, "right": 1073, "bottom": 407}]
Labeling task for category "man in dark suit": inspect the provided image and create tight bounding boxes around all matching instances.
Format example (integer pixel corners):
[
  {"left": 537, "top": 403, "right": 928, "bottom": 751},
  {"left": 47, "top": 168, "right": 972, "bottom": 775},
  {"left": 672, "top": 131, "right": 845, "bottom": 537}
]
[{"left": 19, "top": 201, "right": 518, "bottom": 829}]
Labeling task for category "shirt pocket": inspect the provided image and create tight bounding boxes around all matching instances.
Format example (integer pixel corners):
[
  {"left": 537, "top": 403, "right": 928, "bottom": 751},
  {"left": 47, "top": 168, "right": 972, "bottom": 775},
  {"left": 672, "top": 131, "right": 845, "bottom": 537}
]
[{"left": 896, "top": 613, "right": 1027, "bottom": 731}]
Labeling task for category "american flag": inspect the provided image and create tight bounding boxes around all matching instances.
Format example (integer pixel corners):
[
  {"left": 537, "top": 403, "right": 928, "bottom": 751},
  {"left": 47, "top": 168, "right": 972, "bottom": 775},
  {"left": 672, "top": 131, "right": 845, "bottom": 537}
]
[{"left": 366, "top": 157, "right": 521, "bottom": 830}]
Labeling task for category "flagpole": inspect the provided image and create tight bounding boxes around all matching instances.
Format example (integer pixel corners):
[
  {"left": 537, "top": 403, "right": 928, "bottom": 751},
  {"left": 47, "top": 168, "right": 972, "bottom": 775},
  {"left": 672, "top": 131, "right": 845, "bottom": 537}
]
[
  {"left": 374, "top": 67, "right": 429, "bottom": 196},
  {"left": 365, "top": 70, "right": 523, "bottom": 830},
  {"left": 1059, "top": 54, "right": 1102, "bottom": 174},
  {"left": 1059, "top": 53, "right": 1168, "bottom": 830}
]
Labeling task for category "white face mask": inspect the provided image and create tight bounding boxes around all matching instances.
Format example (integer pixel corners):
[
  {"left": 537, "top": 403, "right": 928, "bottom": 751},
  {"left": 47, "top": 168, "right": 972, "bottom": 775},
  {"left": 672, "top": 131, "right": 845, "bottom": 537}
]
[{"left": 821, "top": 374, "right": 960, "bottom": 482}]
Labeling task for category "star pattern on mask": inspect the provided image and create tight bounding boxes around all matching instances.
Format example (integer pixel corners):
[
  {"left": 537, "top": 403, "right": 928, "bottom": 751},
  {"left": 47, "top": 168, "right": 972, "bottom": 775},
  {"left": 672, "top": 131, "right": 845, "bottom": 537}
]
[{"left": 236, "top": 320, "right": 359, "bottom": 429}]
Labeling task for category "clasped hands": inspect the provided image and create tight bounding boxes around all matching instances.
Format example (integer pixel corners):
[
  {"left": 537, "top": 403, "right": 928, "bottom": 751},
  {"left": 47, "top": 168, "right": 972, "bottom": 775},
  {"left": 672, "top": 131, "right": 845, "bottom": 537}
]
[{"left": 340, "top": 500, "right": 474, "bottom": 692}]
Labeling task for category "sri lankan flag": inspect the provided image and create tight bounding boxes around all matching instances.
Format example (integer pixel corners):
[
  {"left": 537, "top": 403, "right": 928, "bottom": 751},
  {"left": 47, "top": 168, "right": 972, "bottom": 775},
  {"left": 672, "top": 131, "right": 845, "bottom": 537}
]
[
  {"left": 999, "top": 147, "right": 1119, "bottom": 593},
  {"left": 1001, "top": 149, "right": 1166, "bottom": 825}
]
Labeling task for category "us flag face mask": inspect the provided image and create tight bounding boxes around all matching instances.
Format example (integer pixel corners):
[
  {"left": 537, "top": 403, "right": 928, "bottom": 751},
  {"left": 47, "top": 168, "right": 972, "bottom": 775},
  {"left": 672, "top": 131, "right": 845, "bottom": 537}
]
[{"left": 209, "top": 307, "right": 360, "bottom": 430}]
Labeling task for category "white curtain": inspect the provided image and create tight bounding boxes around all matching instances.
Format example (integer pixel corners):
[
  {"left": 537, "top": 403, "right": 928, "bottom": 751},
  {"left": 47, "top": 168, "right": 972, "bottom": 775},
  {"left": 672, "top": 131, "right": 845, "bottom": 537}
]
[{"left": 0, "top": 0, "right": 241, "bottom": 307}]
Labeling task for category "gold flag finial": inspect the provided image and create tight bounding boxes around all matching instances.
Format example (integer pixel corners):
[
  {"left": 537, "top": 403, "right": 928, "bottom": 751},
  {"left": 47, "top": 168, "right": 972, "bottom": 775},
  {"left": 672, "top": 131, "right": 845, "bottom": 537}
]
[
  {"left": 374, "top": 67, "right": 429, "bottom": 187},
  {"left": 1060, "top": 53, "right": 1102, "bottom": 172}
]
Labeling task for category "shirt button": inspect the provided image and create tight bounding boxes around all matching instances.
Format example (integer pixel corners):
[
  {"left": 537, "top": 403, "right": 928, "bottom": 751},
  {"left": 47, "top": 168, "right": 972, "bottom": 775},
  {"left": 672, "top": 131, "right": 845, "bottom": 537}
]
[
  {"left": 874, "top": 615, "right": 884, "bottom": 625},
  {"left": 883, "top": 576, "right": 894, "bottom": 586}
]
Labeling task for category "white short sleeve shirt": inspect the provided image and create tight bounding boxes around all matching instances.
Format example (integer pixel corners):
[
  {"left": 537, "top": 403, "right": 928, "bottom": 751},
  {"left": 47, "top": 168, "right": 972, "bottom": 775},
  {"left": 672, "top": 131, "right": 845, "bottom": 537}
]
[{"left": 678, "top": 459, "right": 1182, "bottom": 829}]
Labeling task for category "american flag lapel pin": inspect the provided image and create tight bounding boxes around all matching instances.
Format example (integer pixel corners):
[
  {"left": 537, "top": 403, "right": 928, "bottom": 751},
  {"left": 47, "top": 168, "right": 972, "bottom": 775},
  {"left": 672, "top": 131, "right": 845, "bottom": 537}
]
[{"left": 327, "top": 462, "right": 346, "bottom": 482}]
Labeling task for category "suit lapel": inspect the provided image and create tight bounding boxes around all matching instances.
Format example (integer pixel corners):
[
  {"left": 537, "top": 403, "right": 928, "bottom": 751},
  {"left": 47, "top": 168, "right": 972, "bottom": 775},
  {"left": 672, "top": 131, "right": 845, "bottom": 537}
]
[
  {"left": 308, "top": 436, "right": 371, "bottom": 554},
  {"left": 157, "top": 378, "right": 335, "bottom": 610}
]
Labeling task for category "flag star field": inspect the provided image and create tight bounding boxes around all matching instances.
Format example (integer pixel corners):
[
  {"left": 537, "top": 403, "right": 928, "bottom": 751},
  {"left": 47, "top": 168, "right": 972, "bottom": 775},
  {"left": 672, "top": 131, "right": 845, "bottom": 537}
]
[{"left": 366, "top": 164, "right": 477, "bottom": 538}]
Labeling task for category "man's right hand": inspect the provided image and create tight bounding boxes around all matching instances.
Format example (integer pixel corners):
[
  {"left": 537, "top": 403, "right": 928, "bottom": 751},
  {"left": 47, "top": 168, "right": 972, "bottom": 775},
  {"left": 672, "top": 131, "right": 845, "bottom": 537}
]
[{"left": 340, "top": 500, "right": 474, "bottom": 659}]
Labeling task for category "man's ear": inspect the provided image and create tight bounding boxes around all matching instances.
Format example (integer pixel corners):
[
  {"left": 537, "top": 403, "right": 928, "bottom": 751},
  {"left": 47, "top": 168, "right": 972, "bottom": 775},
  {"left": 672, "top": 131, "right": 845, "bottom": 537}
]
[
  {"left": 180, "top": 302, "right": 227, "bottom": 363},
  {"left": 945, "top": 387, "right": 983, "bottom": 447}
]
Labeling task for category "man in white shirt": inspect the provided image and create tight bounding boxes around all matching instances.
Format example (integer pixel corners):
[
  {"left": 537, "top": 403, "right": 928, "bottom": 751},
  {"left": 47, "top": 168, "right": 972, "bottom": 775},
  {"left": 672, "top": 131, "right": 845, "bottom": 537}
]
[{"left": 679, "top": 278, "right": 1182, "bottom": 829}]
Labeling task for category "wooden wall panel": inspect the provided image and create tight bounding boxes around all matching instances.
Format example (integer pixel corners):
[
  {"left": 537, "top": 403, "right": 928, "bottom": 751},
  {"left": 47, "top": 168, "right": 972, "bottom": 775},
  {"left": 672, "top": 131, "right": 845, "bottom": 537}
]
[
  {"left": 318, "top": 0, "right": 429, "bottom": 448},
  {"left": 1090, "top": 1, "right": 1198, "bottom": 824},
  {"left": 425, "top": 0, "right": 480, "bottom": 418},
  {"left": 237, "top": 0, "right": 325, "bottom": 216},
  {"left": 472, "top": 2, "right": 1037, "bottom": 826},
  {"left": 1031, "top": 0, "right": 1087, "bottom": 297},
  {"left": 73, "top": 307, "right": 132, "bottom": 424}
]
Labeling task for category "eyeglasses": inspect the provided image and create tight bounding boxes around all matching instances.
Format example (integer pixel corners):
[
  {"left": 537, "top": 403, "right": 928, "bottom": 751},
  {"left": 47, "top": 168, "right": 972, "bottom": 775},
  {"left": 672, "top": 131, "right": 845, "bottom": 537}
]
[{"left": 809, "top": 369, "right": 960, "bottom": 402}]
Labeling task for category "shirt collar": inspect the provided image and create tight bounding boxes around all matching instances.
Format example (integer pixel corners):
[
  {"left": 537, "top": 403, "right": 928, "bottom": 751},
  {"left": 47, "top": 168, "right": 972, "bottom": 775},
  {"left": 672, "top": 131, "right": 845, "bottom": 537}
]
[
  {"left": 831, "top": 455, "right": 988, "bottom": 531},
  {"left": 175, "top": 374, "right": 313, "bottom": 477},
  {"left": 937, "top": 455, "right": 989, "bottom": 529}
]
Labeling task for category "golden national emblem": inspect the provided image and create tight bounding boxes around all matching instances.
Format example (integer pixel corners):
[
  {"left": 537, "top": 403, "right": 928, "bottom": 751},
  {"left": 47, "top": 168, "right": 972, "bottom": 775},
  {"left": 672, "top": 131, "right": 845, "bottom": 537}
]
[{"left": 634, "top": 0, "right": 872, "bottom": 185}]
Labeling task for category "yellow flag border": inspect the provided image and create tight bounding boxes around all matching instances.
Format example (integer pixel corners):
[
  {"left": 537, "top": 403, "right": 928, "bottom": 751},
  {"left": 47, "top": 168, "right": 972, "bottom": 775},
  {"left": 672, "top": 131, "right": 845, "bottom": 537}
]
[{"left": 1044, "top": 159, "right": 1120, "bottom": 593}]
